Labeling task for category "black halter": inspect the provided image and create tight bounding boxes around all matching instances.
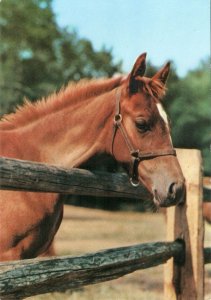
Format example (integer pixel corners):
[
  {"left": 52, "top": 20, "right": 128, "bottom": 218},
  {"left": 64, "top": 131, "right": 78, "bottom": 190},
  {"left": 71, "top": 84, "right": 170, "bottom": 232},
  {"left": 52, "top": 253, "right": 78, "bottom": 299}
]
[{"left": 111, "top": 88, "right": 176, "bottom": 187}]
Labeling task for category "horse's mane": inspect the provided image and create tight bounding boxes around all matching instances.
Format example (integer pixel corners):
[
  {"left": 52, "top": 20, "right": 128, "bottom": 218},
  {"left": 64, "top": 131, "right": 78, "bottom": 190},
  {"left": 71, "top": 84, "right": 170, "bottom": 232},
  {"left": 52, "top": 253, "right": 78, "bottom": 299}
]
[
  {"left": 0, "top": 75, "right": 165, "bottom": 130},
  {"left": 0, "top": 77, "right": 122, "bottom": 130}
]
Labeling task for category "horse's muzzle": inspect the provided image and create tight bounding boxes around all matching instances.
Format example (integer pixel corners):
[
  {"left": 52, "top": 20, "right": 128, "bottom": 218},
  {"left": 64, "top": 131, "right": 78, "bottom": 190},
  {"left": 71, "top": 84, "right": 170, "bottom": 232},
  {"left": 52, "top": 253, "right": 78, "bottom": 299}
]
[{"left": 153, "top": 180, "right": 186, "bottom": 207}]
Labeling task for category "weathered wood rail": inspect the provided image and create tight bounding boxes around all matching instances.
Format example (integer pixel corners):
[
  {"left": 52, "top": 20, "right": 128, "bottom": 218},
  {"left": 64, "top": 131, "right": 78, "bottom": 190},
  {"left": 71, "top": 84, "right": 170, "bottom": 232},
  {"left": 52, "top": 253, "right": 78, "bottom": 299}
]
[
  {"left": 0, "top": 157, "right": 152, "bottom": 200},
  {"left": 0, "top": 149, "right": 210, "bottom": 299},
  {"left": 0, "top": 241, "right": 183, "bottom": 299},
  {"left": 0, "top": 242, "right": 210, "bottom": 299},
  {"left": 0, "top": 156, "right": 210, "bottom": 201}
]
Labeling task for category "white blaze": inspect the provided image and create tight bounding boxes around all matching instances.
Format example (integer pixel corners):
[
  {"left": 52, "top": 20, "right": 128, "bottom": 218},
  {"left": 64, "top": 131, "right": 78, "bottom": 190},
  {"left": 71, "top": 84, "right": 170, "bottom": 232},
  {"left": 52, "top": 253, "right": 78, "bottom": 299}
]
[
  {"left": 156, "top": 103, "right": 173, "bottom": 145},
  {"left": 156, "top": 103, "right": 169, "bottom": 125}
]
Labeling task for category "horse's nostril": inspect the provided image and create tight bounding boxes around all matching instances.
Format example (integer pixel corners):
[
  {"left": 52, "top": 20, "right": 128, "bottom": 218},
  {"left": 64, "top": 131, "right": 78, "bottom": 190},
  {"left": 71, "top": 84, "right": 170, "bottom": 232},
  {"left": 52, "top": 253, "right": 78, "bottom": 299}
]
[
  {"left": 153, "top": 180, "right": 185, "bottom": 207},
  {"left": 168, "top": 181, "right": 185, "bottom": 204},
  {"left": 168, "top": 182, "right": 176, "bottom": 197}
]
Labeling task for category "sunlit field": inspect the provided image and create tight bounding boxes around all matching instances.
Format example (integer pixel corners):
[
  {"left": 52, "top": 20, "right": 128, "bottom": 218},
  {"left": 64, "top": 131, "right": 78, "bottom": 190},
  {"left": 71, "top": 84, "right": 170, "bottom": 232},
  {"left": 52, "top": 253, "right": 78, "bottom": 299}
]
[{"left": 29, "top": 205, "right": 211, "bottom": 300}]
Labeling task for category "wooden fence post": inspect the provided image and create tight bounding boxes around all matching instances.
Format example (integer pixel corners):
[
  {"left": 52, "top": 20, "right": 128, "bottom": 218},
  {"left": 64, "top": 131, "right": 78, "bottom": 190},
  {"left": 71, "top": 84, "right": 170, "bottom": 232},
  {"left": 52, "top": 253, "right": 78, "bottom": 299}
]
[{"left": 164, "top": 149, "right": 204, "bottom": 299}]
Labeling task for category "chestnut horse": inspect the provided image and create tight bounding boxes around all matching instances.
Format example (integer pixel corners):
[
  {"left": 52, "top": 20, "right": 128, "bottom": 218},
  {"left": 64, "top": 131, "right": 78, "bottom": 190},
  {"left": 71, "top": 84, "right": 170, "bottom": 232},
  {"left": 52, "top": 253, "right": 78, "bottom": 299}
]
[
  {"left": 203, "top": 203, "right": 211, "bottom": 224},
  {"left": 0, "top": 53, "right": 185, "bottom": 261}
]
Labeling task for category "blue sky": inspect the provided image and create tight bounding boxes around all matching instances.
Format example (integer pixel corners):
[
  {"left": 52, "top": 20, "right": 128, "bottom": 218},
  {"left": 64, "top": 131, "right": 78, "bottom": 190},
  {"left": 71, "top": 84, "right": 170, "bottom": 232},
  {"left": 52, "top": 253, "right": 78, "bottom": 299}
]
[{"left": 53, "top": 0, "right": 209, "bottom": 76}]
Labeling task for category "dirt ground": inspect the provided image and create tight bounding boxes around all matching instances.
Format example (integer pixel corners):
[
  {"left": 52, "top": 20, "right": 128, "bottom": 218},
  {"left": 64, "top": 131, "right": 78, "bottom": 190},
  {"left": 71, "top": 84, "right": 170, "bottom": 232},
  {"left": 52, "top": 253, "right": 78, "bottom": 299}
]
[{"left": 28, "top": 205, "right": 211, "bottom": 300}]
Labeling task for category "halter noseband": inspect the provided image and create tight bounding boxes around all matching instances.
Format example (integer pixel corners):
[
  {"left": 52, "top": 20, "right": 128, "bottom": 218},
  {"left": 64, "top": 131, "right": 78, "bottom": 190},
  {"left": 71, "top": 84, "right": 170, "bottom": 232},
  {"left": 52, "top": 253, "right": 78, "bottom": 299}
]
[{"left": 111, "top": 88, "right": 176, "bottom": 187}]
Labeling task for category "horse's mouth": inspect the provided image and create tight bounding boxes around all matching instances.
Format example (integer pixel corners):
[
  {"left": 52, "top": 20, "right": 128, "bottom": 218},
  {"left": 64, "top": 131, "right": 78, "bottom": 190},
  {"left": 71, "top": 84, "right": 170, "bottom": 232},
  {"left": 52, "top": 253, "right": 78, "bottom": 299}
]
[
  {"left": 136, "top": 174, "right": 185, "bottom": 208},
  {"left": 153, "top": 189, "right": 185, "bottom": 208}
]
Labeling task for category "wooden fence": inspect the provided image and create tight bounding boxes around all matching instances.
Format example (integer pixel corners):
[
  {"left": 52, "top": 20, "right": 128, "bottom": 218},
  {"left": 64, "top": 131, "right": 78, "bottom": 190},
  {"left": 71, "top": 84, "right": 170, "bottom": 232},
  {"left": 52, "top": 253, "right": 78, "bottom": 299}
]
[{"left": 0, "top": 149, "right": 210, "bottom": 300}]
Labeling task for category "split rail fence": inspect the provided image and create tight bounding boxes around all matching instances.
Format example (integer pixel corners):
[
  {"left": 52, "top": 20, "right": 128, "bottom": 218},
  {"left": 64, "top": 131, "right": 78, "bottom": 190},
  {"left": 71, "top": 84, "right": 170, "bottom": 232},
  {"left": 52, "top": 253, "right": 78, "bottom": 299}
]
[{"left": 0, "top": 149, "right": 210, "bottom": 299}]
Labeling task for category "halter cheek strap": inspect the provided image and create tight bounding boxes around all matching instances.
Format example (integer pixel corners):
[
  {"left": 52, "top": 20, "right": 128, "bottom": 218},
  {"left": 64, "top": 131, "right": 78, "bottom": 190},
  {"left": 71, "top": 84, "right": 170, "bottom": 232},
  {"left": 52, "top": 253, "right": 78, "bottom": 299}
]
[{"left": 111, "top": 88, "right": 176, "bottom": 187}]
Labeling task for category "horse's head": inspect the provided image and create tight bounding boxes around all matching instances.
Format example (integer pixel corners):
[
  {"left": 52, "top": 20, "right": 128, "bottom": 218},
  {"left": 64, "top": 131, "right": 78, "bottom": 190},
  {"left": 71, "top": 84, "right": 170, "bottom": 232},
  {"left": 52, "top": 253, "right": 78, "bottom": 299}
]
[{"left": 111, "top": 53, "right": 185, "bottom": 207}]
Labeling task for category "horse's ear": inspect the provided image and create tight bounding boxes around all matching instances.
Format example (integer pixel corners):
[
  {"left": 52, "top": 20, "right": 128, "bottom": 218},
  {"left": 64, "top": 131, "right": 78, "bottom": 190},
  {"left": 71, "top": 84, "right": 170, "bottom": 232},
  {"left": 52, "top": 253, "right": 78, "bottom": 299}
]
[
  {"left": 152, "top": 62, "right": 170, "bottom": 85},
  {"left": 128, "top": 53, "right": 147, "bottom": 94}
]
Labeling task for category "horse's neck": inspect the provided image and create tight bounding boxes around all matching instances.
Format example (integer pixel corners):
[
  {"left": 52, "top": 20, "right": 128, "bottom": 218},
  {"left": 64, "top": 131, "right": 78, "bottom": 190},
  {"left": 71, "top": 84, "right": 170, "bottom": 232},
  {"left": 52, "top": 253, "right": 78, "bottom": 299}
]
[{"left": 15, "top": 90, "right": 115, "bottom": 167}]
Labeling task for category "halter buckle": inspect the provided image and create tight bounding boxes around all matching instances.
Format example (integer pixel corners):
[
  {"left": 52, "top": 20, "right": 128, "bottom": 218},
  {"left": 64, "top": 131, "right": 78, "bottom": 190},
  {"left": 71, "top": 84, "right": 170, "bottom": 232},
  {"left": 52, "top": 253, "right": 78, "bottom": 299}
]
[{"left": 130, "top": 150, "right": 140, "bottom": 159}]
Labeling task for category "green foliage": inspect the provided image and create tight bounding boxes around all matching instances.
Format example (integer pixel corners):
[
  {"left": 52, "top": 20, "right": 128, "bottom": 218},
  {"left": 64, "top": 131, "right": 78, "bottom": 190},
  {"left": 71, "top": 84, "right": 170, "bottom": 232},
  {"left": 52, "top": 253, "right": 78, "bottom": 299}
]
[
  {"left": 164, "top": 59, "right": 210, "bottom": 175},
  {"left": 0, "top": 0, "right": 122, "bottom": 114}
]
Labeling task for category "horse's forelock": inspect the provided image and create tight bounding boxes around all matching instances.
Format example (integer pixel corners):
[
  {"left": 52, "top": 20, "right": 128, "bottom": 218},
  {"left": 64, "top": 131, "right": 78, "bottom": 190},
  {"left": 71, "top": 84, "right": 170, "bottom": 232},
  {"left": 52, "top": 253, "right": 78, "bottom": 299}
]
[{"left": 135, "top": 76, "right": 166, "bottom": 101}]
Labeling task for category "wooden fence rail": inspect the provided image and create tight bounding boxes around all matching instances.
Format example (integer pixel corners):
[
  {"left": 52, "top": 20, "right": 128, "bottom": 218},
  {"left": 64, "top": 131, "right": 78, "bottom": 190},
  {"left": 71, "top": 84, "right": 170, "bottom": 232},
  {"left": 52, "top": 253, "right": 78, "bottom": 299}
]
[
  {"left": 0, "top": 241, "right": 183, "bottom": 299},
  {"left": 0, "top": 156, "right": 210, "bottom": 202},
  {"left": 0, "top": 242, "right": 210, "bottom": 299},
  {"left": 0, "top": 157, "right": 152, "bottom": 200}
]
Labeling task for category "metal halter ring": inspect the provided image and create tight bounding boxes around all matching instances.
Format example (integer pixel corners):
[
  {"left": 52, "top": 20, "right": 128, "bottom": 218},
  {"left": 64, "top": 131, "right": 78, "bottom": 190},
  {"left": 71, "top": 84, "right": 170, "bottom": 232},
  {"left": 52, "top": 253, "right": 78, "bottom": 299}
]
[
  {"left": 114, "top": 114, "right": 122, "bottom": 124},
  {"left": 130, "top": 177, "right": 140, "bottom": 187}
]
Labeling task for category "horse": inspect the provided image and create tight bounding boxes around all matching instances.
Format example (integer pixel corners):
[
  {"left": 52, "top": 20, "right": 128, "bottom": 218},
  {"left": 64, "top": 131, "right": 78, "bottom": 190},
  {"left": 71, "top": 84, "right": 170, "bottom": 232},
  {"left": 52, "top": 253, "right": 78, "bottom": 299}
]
[
  {"left": 203, "top": 203, "right": 211, "bottom": 224},
  {"left": 0, "top": 53, "right": 185, "bottom": 261},
  {"left": 203, "top": 177, "right": 211, "bottom": 223}
]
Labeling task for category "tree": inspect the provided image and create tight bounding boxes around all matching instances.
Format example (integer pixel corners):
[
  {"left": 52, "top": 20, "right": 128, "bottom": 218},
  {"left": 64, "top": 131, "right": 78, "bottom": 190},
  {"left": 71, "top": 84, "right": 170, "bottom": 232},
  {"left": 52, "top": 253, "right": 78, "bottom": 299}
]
[
  {"left": 166, "top": 59, "right": 210, "bottom": 175},
  {"left": 0, "top": 0, "right": 122, "bottom": 115}
]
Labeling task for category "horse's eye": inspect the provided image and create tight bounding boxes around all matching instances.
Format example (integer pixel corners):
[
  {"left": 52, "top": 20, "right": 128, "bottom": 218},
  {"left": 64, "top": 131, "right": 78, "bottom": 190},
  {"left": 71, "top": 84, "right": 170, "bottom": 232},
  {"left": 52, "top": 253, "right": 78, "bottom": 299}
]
[{"left": 136, "top": 120, "right": 150, "bottom": 133}]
